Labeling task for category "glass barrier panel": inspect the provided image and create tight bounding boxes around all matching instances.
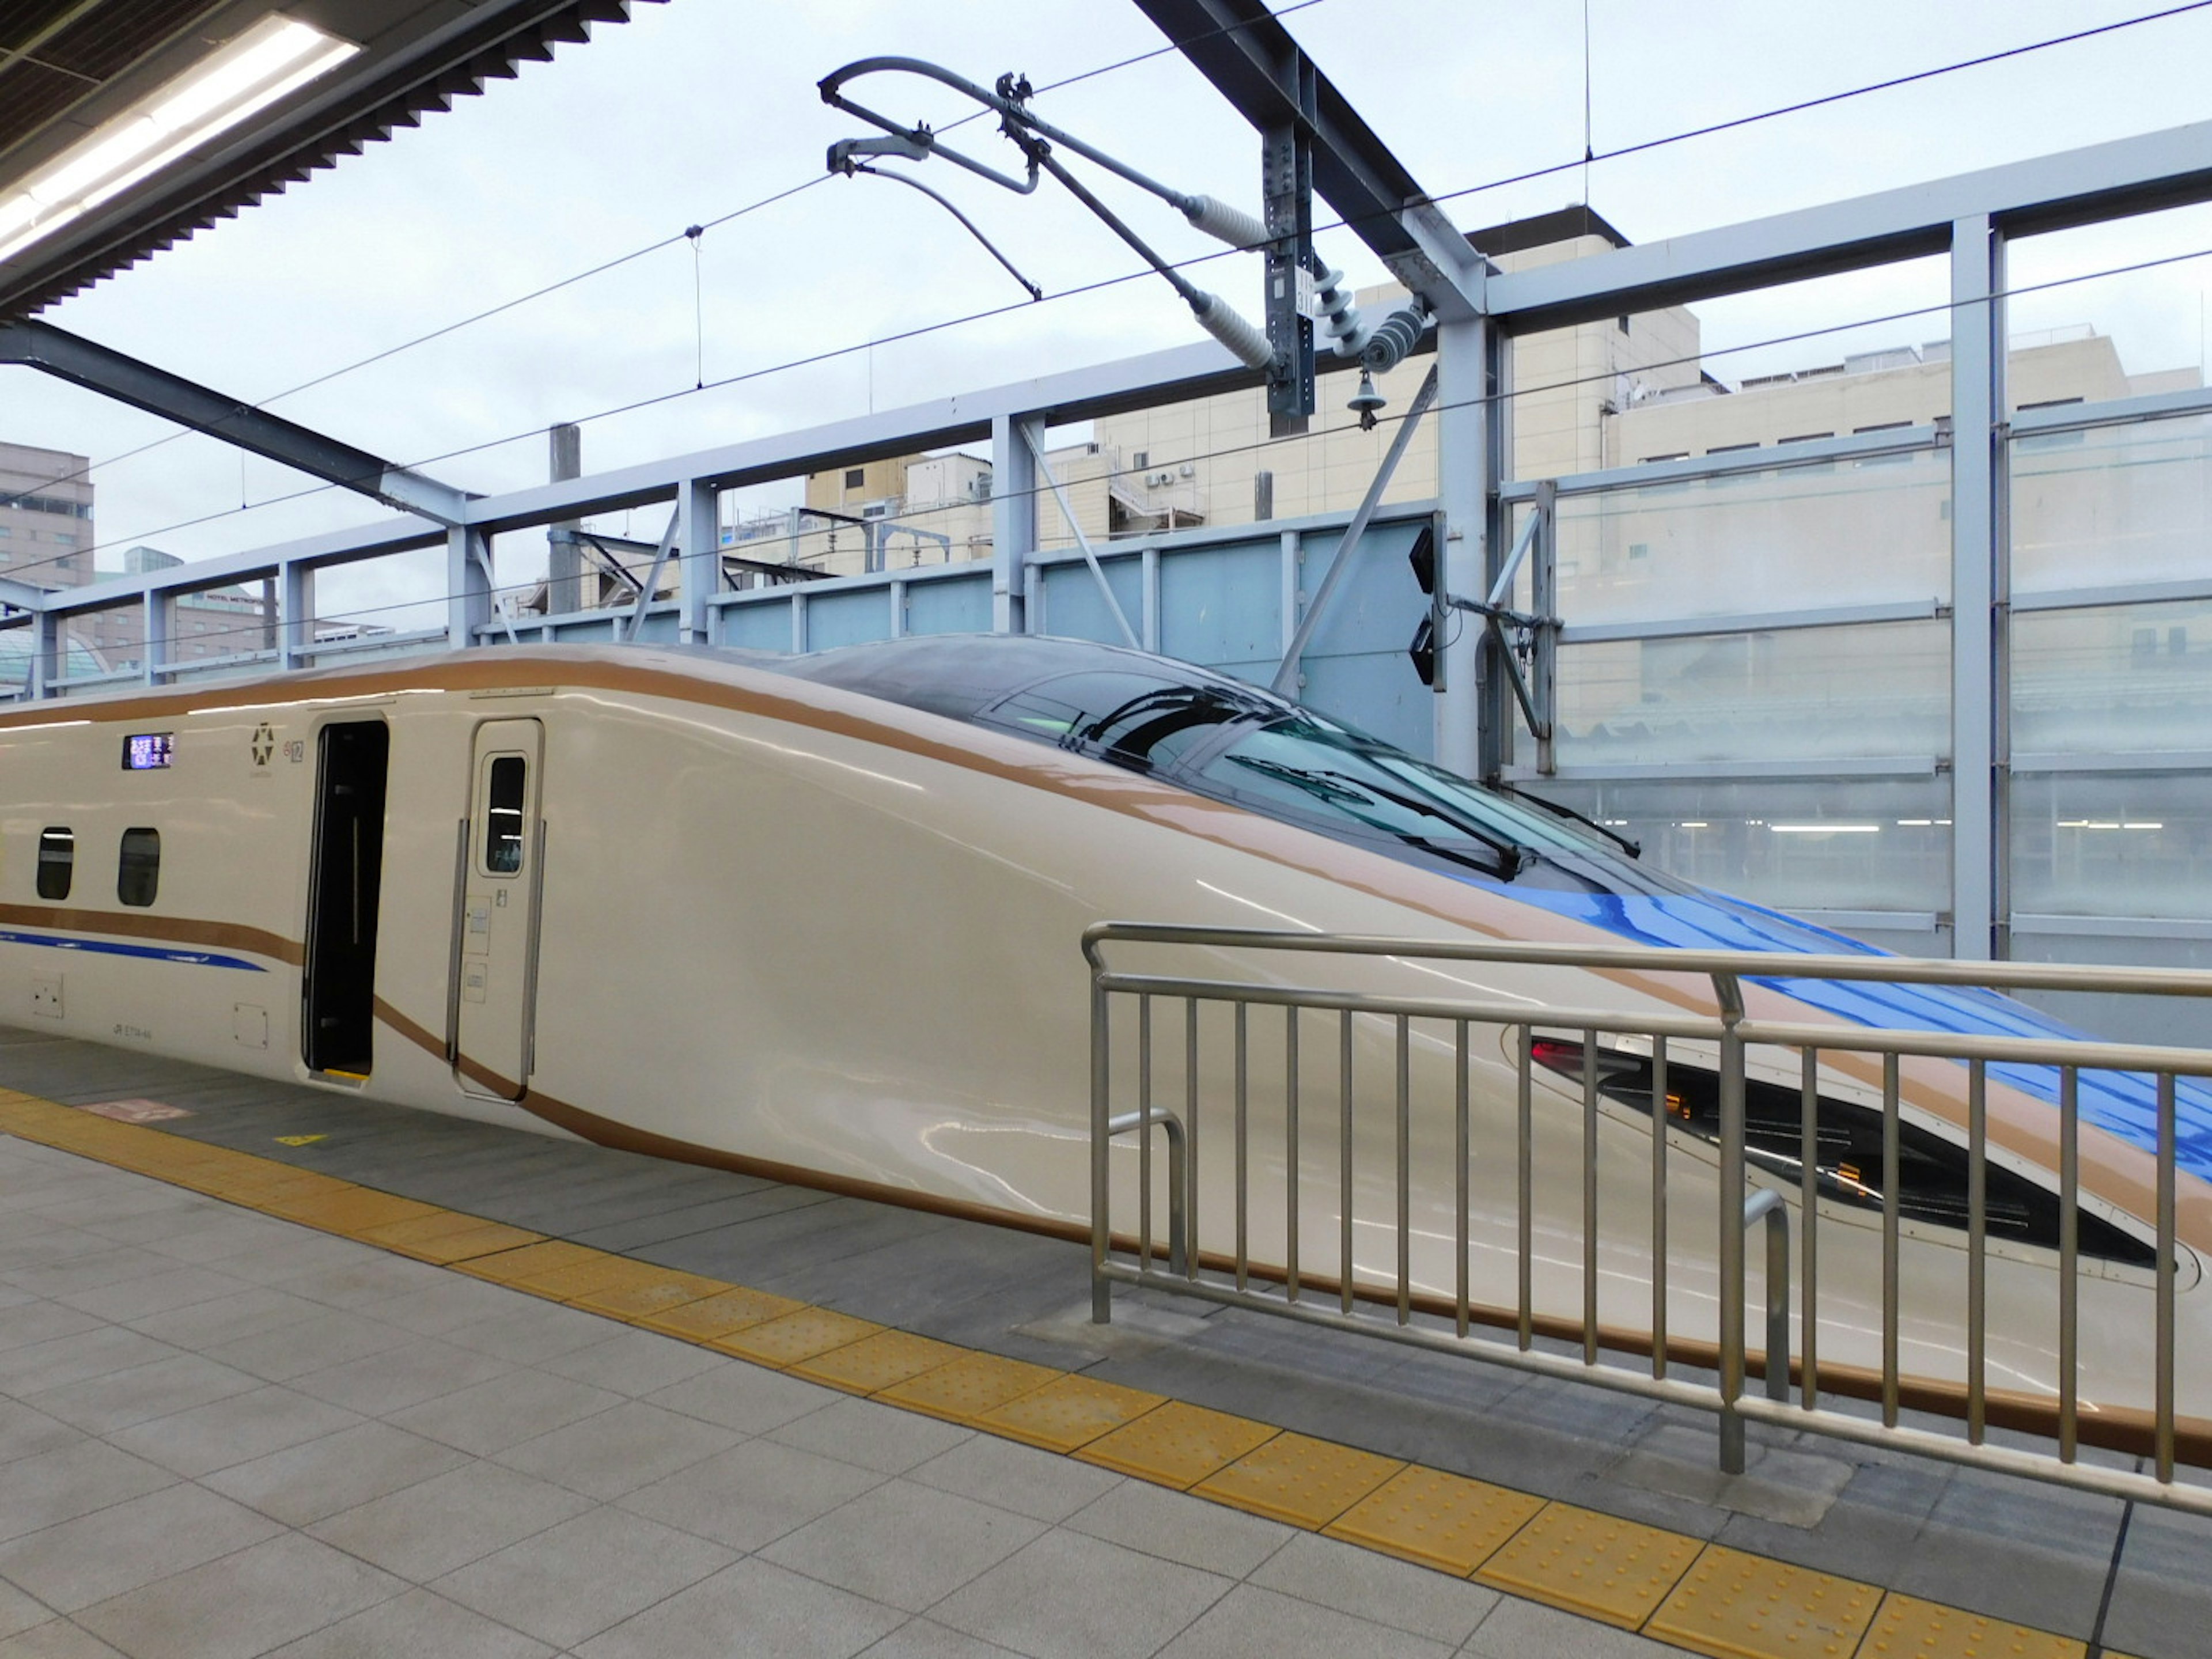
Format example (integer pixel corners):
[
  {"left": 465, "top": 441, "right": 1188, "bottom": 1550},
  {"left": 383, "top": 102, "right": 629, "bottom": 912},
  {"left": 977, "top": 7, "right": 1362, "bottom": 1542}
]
[
  {"left": 2012, "top": 416, "right": 2212, "bottom": 596},
  {"left": 1543, "top": 447, "right": 1949, "bottom": 626},
  {"left": 1527, "top": 775, "right": 1952, "bottom": 916},
  {"left": 1545, "top": 619, "right": 1949, "bottom": 767},
  {"left": 2012, "top": 600, "right": 2212, "bottom": 756},
  {"left": 2009, "top": 771, "right": 2212, "bottom": 922}
]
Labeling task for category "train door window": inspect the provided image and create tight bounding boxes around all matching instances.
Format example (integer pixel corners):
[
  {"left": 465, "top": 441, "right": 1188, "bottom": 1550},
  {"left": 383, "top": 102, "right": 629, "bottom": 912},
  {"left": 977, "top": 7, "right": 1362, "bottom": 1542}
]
[
  {"left": 116, "top": 828, "right": 159, "bottom": 907},
  {"left": 304, "top": 722, "right": 389, "bottom": 1077},
  {"left": 482, "top": 756, "right": 527, "bottom": 875},
  {"left": 35, "top": 829, "right": 72, "bottom": 900}
]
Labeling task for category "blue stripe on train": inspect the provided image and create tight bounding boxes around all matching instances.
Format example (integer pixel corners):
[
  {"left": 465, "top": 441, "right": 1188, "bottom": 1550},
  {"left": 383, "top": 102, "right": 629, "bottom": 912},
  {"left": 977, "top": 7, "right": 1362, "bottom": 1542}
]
[
  {"left": 0, "top": 928, "right": 267, "bottom": 973},
  {"left": 1464, "top": 880, "right": 2212, "bottom": 1186}
]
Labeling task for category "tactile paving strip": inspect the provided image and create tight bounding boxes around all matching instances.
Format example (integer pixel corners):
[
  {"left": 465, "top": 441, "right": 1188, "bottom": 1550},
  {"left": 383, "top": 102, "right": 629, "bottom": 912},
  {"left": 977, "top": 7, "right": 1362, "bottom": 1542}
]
[
  {"left": 568, "top": 1269, "right": 730, "bottom": 1320},
  {"left": 976, "top": 1373, "right": 1165, "bottom": 1453},
  {"left": 639, "top": 1286, "right": 804, "bottom": 1340},
  {"left": 1192, "top": 1431, "right": 1404, "bottom": 1529},
  {"left": 1325, "top": 1464, "right": 1547, "bottom": 1577},
  {"left": 1646, "top": 1544, "right": 1880, "bottom": 1659},
  {"left": 1851, "top": 1593, "right": 2087, "bottom": 1659},
  {"left": 1075, "top": 1399, "right": 1278, "bottom": 1488},
  {"left": 712, "top": 1306, "right": 882, "bottom": 1367},
  {"left": 790, "top": 1329, "right": 965, "bottom": 1395},
  {"left": 877, "top": 1351, "right": 1058, "bottom": 1423},
  {"left": 1476, "top": 1500, "right": 1703, "bottom": 1630},
  {"left": 356, "top": 1212, "right": 544, "bottom": 1263},
  {"left": 453, "top": 1240, "right": 607, "bottom": 1286}
]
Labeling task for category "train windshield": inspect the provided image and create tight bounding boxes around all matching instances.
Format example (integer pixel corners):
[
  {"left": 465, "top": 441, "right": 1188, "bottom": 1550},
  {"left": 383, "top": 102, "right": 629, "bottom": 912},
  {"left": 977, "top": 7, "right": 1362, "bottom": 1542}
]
[{"left": 771, "top": 636, "right": 1667, "bottom": 893}]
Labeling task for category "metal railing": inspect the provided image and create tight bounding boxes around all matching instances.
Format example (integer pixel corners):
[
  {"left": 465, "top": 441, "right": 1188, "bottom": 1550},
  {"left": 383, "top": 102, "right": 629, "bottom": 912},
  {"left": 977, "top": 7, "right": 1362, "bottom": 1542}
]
[{"left": 1084, "top": 922, "right": 2212, "bottom": 1514}]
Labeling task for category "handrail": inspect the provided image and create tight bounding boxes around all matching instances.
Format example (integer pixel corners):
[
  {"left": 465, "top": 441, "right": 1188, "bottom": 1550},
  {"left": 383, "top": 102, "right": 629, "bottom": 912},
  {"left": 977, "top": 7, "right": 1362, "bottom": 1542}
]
[{"left": 1084, "top": 919, "right": 2212, "bottom": 1516}]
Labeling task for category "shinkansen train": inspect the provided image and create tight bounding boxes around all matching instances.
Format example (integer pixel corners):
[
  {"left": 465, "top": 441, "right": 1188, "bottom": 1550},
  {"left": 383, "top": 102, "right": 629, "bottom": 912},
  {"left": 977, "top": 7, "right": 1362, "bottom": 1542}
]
[{"left": 0, "top": 635, "right": 2204, "bottom": 1456}]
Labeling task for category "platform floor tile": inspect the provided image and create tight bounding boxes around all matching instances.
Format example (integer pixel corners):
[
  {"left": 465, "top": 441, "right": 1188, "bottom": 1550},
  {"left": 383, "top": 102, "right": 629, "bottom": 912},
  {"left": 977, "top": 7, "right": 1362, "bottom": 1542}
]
[
  {"left": 711, "top": 1306, "right": 882, "bottom": 1367},
  {"left": 1325, "top": 1464, "right": 1548, "bottom": 1577},
  {"left": 1646, "top": 1543, "right": 1881, "bottom": 1659},
  {"left": 639, "top": 1285, "right": 805, "bottom": 1342},
  {"left": 1076, "top": 1398, "right": 1279, "bottom": 1489},
  {"left": 790, "top": 1328, "right": 966, "bottom": 1395},
  {"left": 876, "top": 1350, "right": 1059, "bottom": 1424},
  {"left": 976, "top": 1372, "right": 1166, "bottom": 1453},
  {"left": 1851, "top": 1592, "right": 2086, "bottom": 1659},
  {"left": 1192, "top": 1430, "right": 1404, "bottom": 1529},
  {"left": 266, "top": 1188, "right": 442, "bottom": 1233},
  {"left": 1475, "top": 1499, "right": 1703, "bottom": 1630}
]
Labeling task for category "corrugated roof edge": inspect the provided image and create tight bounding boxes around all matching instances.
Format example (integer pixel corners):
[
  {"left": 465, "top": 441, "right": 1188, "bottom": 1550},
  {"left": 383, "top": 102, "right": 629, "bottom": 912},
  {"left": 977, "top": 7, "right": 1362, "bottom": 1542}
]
[{"left": 6, "top": 0, "right": 655, "bottom": 318}]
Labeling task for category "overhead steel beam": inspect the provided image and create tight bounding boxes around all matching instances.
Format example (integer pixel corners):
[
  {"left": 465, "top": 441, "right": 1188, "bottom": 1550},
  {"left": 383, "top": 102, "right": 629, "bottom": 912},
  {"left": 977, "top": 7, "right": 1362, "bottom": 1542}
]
[
  {"left": 1487, "top": 117, "right": 2212, "bottom": 332},
  {"left": 1131, "top": 0, "right": 1485, "bottom": 317},
  {"left": 0, "top": 318, "right": 473, "bottom": 526}
]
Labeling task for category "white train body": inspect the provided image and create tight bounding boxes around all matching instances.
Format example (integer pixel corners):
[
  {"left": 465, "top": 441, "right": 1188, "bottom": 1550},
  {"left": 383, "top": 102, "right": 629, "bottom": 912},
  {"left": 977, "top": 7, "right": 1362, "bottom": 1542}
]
[{"left": 0, "top": 639, "right": 2204, "bottom": 1457}]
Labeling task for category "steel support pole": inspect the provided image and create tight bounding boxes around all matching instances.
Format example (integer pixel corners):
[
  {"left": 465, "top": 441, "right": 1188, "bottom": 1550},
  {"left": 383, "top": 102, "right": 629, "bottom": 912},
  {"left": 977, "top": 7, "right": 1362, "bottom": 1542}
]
[
  {"left": 679, "top": 479, "right": 719, "bottom": 645},
  {"left": 141, "top": 589, "right": 173, "bottom": 686},
  {"left": 446, "top": 526, "right": 491, "bottom": 650},
  {"left": 278, "top": 562, "right": 312, "bottom": 671},
  {"left": 1434, "top": 313, "right": 1495, "bottom": 778},
  {"left": 991, "top": 412, "right": 1040, "bottom": 634},
  {"left": 1950, "top": 215, "right": 2006, "bottom": 961},
  {"left": 547, "top": 425, "right": 583, "bottom": 618},
  {"left": 28, "top": 608, "right": 57, "bottom": 700}
]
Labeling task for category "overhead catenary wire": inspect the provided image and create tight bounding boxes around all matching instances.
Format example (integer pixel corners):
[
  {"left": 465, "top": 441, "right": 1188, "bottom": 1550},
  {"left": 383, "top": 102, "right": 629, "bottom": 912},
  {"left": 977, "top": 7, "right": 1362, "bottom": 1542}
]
[
  {"left": 31, "top": 0, "right": 1340, "bottom": 503},
  {"left": 19, "top": 0, "right": 2212, "bottom": 576},
  {"left": 20, "top": 230, "right": 2212, "bottom": 640}
]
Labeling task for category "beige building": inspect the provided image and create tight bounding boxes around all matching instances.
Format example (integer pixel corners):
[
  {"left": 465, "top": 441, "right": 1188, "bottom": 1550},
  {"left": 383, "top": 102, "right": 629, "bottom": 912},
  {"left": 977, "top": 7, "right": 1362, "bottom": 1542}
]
[{"left": 0, "top": 442, "right": 93, "bottom": 589}]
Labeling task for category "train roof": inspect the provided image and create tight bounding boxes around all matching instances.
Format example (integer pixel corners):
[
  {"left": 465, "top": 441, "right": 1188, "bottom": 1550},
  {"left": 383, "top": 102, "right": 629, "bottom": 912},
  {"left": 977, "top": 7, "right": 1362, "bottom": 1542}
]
[{"left": 754, "top": 632, "right": 1270, "bottom": 728}]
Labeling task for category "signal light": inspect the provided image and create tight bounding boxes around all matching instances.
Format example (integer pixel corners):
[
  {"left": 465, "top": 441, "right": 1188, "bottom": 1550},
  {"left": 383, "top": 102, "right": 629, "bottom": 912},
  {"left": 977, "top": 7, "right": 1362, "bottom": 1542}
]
[
  {"left": 1407, "top": 616, "right": 1435, "bottom": 687},
  {"left": 1406, "top": 524, "right": 1435, "bottom": 594}
]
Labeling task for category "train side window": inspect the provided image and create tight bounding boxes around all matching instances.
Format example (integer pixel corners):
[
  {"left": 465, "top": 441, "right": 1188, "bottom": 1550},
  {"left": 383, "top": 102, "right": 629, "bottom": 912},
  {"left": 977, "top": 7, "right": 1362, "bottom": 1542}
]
[
  {"left": 483, "top": 756, "right": 526, "bottom": 876},
  {"left": 117, "top": 828, "right": 160, "bottom": 907},
  {"left": 35, "top": 829, "right": 73, "bottom": 900}
]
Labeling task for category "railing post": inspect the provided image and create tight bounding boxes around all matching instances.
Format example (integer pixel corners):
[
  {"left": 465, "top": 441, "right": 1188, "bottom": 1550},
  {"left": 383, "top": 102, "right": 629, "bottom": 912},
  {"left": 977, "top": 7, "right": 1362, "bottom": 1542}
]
[
  {"left": 1091, "top": 971, "right": 1112, "bottom": 1324},
  {"left": 1714, "top": 971, "right": 1749, "bottom": 1474}
]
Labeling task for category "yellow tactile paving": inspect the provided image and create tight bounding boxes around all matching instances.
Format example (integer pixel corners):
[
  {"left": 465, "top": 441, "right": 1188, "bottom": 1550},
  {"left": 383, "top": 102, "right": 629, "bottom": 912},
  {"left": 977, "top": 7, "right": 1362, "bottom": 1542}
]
[
  {"left": 266, "top": 1188, "right": 444, "bottom": 1233},
  {"left": 876, "top": 1351, "right": 1059, "bottom": 1424},
  {"left": 353, "top": 1210, "right": 545, "bottom": 1263},
  {"left": 790, "top": 1329, "right": 965, "bottom": 1395},
  {"left": 1192, "top": 1431, "right": 1405, "bottom": 1529},
  {"left": 1647, "top": 1544, "right": 1881, "bottom": 1659},
  {"left": 640, "top": 1285, "right": 805, "bottom": 1341},
  {"left": 1850, "top": 1594, "right": 2085, "bottom": 1659},
  {"left": 711, "top": 1306, "right": 883, "bottom": 1367},
  {"left": 976, "top": 1373, "right": 1165, "bottom": 1453},
  {"left": 1075, "top": 1399, "right": 1279, "bottom": 1489},
  {"left": 514, "top": 1254, "right": 675, "bottom": 1301},
  {"left": 568, "top": 1269, "right": 732, "bottom": 1320},
  {"left": 1475, "top": 1501, "right": 1703, "bottom": 1630},
  {"left": 452, "top": 1240, "right": 607, "bottom": 1286},
  {"left": 1325, "top": 1464, "right": 1547, "bottom": 1577}
]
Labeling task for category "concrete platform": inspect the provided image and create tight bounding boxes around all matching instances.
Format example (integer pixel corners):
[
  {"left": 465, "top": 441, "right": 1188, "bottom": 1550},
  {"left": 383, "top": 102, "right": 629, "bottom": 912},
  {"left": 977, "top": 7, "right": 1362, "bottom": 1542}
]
[{"left": 0, "top": 1021, "right": 2203, "bottom": 1658}]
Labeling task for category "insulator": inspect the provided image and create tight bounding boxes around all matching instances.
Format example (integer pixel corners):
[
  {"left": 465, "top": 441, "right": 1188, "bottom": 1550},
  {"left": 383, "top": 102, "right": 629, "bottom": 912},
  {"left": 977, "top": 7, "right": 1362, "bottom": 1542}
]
[
  {"left": 1310, "top": 264, "right": 1370, "bottom": 359},
  {"left": 1181, "top": 195, "right": 1271, "bottom": 250},
  {"left": 1347, "top": 369, "right": 1386, "bottom": 431},
  {"left": 1361, "top": 302, "right": 1431, "bottom": 374},
  {"left": 1190, "top": 291, "right": 1277, "bottom": 370}
]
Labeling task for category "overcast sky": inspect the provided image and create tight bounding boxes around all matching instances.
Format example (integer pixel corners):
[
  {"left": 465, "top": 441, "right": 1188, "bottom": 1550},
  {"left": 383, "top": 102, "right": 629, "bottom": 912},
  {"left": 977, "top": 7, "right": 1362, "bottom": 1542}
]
[{"left": 10, "top": 0, "right": 2212, "bottom": 624}]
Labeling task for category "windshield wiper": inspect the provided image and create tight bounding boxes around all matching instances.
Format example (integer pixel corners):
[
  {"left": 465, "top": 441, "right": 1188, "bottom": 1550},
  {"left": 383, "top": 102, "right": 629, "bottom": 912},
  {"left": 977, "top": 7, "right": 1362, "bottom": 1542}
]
[
  {"left": 1220, "top": 755, "right": 1528, "bottom": 880},
  {"left": 1503, "top": 785, "right": 1642, "bottom": 858}
]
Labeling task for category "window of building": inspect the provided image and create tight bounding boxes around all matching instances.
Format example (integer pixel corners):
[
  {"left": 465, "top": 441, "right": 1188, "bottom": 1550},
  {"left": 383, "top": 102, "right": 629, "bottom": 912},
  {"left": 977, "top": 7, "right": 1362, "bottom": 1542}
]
[
  {"left": 483, "top": 756, "right": 527, "bottom": 875},
  {"left": 1131, "top": 451, "right": 1149, "bottom": 469},
  {"left": 35, "top": 830, "right": 72, "bottom": 900},
  {"left": 1852, "top": 421, "right": 1912, "bottom": 433},
  {"left": 1778, "top": 432, "right": 1835, "bottom": 444},
  {"left": 117, "top": 828, "right": 160, "bottom": 907},
  {"left": 1618, "top": 316, "right": 1630, "bottom": 335},
  {"left": 843, "top": 468, "right": 865, "bottom": 488},
  {"left": 1638, "top": 452, "right": 1690, "bottom": 464},
  {"left": 1706, "top": 442, "right": 1759, "bottom": 454}
]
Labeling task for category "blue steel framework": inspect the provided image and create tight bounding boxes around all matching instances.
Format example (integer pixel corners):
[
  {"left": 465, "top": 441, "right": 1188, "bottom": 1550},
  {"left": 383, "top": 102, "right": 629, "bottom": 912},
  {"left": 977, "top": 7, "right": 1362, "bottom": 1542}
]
[{"left": 4, "top": 118, "right": 2212, "bottom": 992}]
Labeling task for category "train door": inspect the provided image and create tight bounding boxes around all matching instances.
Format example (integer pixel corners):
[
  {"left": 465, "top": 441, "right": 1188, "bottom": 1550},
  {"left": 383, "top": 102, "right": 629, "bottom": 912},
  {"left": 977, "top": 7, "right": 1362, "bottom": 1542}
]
[
  {"left": 303, "top": 721, "right": 389, "bottom": 1077},
  {"left": 452, "top": 719, "right": 544, "bottom": 1100}
]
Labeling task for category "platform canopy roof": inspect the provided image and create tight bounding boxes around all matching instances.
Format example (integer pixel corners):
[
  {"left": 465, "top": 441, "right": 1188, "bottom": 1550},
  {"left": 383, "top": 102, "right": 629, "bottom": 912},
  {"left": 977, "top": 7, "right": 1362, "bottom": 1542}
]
[{"left": 0, "top": 0, "right": 649, "bottom": 319}]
